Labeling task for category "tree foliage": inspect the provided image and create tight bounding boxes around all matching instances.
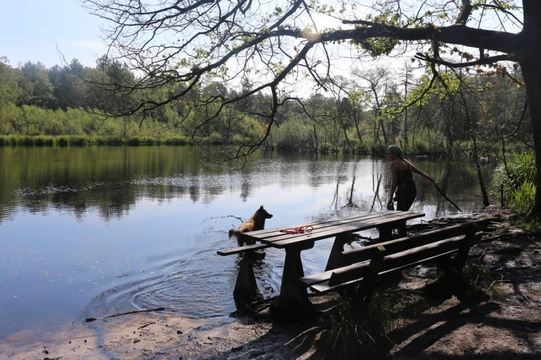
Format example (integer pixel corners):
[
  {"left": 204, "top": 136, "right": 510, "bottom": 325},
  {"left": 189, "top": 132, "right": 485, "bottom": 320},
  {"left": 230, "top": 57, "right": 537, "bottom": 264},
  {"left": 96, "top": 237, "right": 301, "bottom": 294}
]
[{"left": 77, "top": 0, "right": 541, "bottom": 219}]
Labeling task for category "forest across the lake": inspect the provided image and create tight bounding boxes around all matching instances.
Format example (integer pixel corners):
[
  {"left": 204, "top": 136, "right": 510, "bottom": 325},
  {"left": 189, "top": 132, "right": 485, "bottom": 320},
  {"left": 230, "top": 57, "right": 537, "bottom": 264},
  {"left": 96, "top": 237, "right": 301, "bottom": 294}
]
[{"left": 0, "top": 56, "right": 532, "bottom": 157}]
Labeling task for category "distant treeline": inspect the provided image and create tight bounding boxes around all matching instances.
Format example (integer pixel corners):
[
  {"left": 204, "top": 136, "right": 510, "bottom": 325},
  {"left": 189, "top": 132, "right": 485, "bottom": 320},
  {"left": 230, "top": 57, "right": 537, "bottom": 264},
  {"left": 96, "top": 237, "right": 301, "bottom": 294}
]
[
  {"left": 0, "top": 55, "right": 532, "bottom": 156},
  {"left": 0, "top": 134, "right": 191, "bottom": 147}
]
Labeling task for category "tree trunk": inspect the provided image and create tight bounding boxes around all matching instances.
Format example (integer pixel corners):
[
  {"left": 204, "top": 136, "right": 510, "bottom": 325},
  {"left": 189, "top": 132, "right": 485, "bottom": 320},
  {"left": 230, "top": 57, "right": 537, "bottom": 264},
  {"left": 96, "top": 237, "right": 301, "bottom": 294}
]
[
  {"left": 472, "top": 136, "right": 490, "bottom": 207},
  {"left": 379, "top": 118, "right": 388, "bottom": 144},
  {"left": 341, "top": 119, "right": 351, "bottom": 153},
  {"left": 520, "top": 0, "right": 541, "bottom": 220},
  {"left": 353, "top": 110, "right": 363, "bottom": 143},
  {"left": 311, "top": 123, "right": 319, "bottom": 150}
]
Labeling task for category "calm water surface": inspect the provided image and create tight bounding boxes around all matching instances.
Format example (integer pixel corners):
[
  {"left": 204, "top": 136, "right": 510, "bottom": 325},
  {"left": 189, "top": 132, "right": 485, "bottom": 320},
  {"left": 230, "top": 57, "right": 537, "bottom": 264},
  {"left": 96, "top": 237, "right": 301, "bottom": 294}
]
[{"left": 0, "top": 146, "right": 493, "bottom": 340}]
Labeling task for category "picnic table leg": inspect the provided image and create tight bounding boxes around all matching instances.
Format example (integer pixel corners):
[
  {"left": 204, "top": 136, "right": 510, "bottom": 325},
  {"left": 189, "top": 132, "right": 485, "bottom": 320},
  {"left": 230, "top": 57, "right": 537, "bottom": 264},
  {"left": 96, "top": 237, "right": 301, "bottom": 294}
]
[
  {"left": 377, "top": 224, "right": 393, "bottom": 242},
  {"left": 325, "top": 233, "right": 355, "bottom": 271},
  {"left": 377, "top": 220, "right": 407, "bottom": 242},
  {"left": 270, "top": 241, "right": 314, "bottom": 320},
  {"left": 233, "top": 251, "right": 263, "bottom": 308},
  {"left": 397, "top": 220, "right": 407, "bottom": 237}
]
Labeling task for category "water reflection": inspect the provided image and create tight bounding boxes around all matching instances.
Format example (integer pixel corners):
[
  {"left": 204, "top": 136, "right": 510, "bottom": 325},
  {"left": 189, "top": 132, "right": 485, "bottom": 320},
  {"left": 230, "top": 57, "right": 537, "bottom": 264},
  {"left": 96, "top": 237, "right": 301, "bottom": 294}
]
[
  {"left": 0, "top": 146, "right": 494, "bottom": 340},
  {"left": 0, "top": 147, "right": 492, "bottom": 221}
]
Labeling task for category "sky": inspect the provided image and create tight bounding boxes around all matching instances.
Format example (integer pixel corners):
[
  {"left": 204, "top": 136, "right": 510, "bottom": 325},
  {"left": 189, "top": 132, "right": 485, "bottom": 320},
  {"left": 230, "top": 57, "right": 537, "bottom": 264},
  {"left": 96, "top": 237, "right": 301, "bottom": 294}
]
[{"left": 1, "top": 0, "right": 108, "bottom": 68}]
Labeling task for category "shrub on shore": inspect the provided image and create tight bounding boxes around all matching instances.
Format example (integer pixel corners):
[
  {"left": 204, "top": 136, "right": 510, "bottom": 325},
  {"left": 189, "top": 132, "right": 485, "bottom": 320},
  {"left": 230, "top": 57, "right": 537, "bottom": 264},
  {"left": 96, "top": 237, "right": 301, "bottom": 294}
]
[{"left": 490, "top": 151, "right": 536, "bottom": 214}]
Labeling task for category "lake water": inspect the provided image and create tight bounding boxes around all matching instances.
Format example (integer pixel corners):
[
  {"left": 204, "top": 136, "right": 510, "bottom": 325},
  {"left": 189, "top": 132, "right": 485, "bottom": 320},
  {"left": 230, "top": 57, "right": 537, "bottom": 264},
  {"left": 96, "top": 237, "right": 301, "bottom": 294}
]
[{"left": 0, "top": 146, "right": 493, "bottom": 340}]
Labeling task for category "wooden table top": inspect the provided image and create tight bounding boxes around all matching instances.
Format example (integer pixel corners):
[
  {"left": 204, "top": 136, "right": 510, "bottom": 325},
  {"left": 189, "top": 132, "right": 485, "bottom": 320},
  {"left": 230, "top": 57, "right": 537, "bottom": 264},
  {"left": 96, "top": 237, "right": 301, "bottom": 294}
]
[{"left": 241, "top": 211, "right": 425, "bottom": 249}]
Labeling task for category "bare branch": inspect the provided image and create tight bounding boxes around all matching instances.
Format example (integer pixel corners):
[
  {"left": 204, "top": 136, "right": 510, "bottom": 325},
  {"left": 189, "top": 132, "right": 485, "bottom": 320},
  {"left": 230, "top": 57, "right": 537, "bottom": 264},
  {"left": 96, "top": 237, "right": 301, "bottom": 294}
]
[
  {"left": 456, "top": 0, "right": 473, "bottom": 25},
  {"left": 414, "top": 52, "right": 517, "bottom": 68}
]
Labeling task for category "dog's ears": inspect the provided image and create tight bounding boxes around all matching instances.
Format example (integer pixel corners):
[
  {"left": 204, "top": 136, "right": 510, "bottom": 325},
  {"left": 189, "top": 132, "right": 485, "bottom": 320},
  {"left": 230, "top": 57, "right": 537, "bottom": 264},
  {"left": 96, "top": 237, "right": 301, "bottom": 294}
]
[{"left": 259, "top": 205, "right": 264, "bottom": 210}]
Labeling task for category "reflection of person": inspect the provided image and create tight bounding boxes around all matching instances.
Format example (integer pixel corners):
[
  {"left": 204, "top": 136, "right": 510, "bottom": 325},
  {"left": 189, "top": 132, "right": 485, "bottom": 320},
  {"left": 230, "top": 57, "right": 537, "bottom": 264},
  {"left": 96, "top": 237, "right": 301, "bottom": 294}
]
[{"left": 387, "top": 145, "right": 438, "bottom": 211}]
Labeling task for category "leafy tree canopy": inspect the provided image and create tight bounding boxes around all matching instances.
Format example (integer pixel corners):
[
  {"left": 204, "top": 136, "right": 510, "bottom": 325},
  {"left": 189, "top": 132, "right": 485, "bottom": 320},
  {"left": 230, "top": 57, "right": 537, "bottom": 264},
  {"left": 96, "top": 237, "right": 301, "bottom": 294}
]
[{"left": 81, "top": 0, "right": 541, "bottom": 219}]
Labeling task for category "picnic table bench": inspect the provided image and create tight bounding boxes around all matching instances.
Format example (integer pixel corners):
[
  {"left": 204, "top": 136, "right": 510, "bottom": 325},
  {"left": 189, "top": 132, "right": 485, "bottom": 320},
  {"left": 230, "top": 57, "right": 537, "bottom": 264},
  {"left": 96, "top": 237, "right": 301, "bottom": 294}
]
[
  {"left": 217, "top": 211, "right": 424, "bottom": 318},
  {"left": 300, "top": 218, "right": 492, "bottom": 301}
]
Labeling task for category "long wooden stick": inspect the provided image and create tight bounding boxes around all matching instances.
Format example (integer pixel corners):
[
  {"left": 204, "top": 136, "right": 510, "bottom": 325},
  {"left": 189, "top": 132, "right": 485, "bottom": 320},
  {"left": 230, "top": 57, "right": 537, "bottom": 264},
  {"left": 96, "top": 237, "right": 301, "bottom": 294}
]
[
  {"left": 436, "top": 186, "right": 462, "bottom": 212},
  {"left": 85, "top": 307, "right": 165, "bottom": 322}
]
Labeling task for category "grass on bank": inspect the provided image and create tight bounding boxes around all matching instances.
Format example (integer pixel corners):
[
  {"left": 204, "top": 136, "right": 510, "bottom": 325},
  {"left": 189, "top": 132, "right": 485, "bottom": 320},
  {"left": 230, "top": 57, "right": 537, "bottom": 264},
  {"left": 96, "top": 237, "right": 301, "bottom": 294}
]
[
  {"left": 322, "top": 287, "right": 408, "bottom": 360},
  {"left": 0, "top": 134, "right": 191, "bottom": 147},
  {"left": 0, "top": 134, "right": 443, "bottom": 157}
]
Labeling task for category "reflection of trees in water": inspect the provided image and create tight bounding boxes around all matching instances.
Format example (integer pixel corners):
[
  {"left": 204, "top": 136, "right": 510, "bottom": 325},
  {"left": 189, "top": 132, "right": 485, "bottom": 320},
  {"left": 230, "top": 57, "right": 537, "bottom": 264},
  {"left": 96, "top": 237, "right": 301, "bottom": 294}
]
[
  {"left": 334, "top": 160, "right": 386, "bottom": 212},
  {"left": 14, "top": 184, "right": 182, "bottom": 221},
  {"left": 8, "top": 175, "right": 241, "bottom": 221},
  {"left": 343, "top": 175, "right": 359, "bottom": 209},
  {"left": 0, "top": 147, "right": 214, "bottom": 221},
  {"left": 331, "top": 160, "right": 349, "bottom": 210},
  {"left": 436, "top": 160, "right": 451, "bottom": 213},
  {"left": 371, "top": 159, "right": 387, "bottom": 211},
  {"left": 38, "top": 183, "right": 138, "bottom": 221},
  {"left": 189, "top": 182, "right": 199, "bottom": 203},
  {"left": 0, "top": 147, "right": 494, "bottom": 222},
  {"left": 240, "top": 174, "right": 251, "bottom": 202},
  {"left": 433, "top": 159, "right": 466, "bottom": 213},
  {"left": 332, "top": 157, "right": 469, "bottom": 216},
  {"left": 369, "top": 174, "right": 384, "bottom": 212}
]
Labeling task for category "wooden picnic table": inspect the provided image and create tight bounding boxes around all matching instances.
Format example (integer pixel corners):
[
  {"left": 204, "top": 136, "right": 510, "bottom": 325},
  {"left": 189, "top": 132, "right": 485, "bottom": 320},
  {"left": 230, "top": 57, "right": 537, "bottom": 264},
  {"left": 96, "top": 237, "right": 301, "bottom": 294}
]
[{"left": 240, "top": 211, "right": 425, "bottom": 319}]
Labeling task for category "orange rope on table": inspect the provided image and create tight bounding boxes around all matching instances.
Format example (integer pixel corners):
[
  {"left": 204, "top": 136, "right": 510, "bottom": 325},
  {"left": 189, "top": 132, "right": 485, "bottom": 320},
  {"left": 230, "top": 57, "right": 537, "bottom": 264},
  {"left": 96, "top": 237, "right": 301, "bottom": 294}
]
[{"left": 280, "top": 226, "right": 313, "bottom": 234}]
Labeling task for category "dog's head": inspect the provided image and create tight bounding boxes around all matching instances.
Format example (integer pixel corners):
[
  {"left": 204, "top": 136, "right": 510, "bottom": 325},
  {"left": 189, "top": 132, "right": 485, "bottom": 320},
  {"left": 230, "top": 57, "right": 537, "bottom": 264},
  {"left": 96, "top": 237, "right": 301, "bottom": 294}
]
[{"left": 257, "top": 205, "right": 273, "bottom": 219}]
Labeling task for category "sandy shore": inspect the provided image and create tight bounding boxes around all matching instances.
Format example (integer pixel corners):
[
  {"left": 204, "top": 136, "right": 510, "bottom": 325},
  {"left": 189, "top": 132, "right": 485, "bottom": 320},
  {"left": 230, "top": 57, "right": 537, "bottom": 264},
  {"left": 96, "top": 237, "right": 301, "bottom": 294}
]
[{"left": 0, "top": 307, "right": 326, "bottom": 360}]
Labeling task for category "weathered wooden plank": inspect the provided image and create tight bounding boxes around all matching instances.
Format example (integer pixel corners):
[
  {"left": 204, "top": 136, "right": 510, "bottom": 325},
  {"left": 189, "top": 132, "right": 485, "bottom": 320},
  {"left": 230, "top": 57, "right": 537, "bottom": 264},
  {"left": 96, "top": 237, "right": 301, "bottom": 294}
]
[
  {"left": 242, "top": 211, "right": 424, "bottom": 246},
  {"left": 246, "top": 212, "right": 388, "bottom": 240},
  {"left": 246, "top": 212, "right": 388, "bottom": 237},
  {"left": 328, "top": 235, "right": 481, "bottom": 287},
  {"left": 329, "top": 237, "right": 465, "bottom": 286},
  {"left": 310, "top": 278, "right": 364, "bottom": 293},
  {"left": 306, "top": 219, "right": 491, "bottom": 293},
  {"left": 383, "top": 235, "right": 482, "bottom": 268},
  {"left": 217, "top": 243, "right": 269, "bottom": 256},
  {"left": 299, "top": 270, "right": 336, "bottom": 286},
  {"left": 331, "top": 245, "right": 386, "bottom": 293},
  {"left": 311, "top": 248, "right": 458, "bottom": 294},
  {"left": 259, "top": 212, "right": 425, "bottom": 248},
  {"left": 340, "top": 218, "right": 490, "bottom": 266},
  {"left": 299, "top": 259, "right": 371, "bottom": 286}
]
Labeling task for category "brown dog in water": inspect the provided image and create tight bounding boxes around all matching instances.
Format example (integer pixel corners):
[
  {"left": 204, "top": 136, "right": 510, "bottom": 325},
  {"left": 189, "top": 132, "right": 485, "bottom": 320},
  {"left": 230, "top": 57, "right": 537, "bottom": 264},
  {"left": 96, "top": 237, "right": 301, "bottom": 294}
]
[{"left": 228, "top": 206, "right": 273, "bottom": 246}]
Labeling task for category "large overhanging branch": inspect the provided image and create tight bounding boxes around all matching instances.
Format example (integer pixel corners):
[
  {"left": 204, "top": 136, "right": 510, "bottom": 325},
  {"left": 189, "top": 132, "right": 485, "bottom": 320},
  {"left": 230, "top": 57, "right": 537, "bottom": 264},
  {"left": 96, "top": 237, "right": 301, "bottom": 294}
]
[
  {"left": 118, "top": 21, "right": 524, "bottom": 115},
  {"left": 339, "top": 20, "right": 523, "bottom": 56}
]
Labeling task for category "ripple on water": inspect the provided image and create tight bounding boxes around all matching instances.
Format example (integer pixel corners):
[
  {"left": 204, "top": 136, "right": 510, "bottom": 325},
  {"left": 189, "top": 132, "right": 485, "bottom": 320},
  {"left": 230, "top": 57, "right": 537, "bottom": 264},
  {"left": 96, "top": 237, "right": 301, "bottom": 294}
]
[{"left": 82, "top": 247, "right": 284, "bottom": 321}]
